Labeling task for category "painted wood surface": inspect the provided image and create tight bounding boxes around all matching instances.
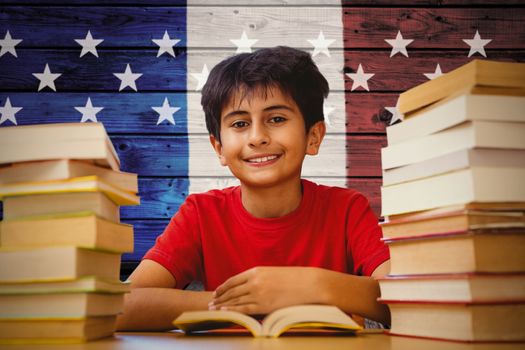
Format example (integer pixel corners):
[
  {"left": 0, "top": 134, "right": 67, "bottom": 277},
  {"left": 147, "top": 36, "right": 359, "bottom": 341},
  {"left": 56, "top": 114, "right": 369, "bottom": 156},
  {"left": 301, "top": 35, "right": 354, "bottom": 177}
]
[
  {"left": 2, "top": 49, "right": 524, "bottom": 93},
  {"left": 1, "top": 2, "right": 523, "bottom": 275}
]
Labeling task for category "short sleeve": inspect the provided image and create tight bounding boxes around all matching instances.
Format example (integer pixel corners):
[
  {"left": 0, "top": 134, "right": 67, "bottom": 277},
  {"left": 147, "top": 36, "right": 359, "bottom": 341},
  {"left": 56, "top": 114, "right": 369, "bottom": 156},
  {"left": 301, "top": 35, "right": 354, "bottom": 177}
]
[
  {"left": 143, "top": 195, "right": 203, "bottom": 289},
  {"left": 346, "top": 193, "right": 390, "bottom": 276}
]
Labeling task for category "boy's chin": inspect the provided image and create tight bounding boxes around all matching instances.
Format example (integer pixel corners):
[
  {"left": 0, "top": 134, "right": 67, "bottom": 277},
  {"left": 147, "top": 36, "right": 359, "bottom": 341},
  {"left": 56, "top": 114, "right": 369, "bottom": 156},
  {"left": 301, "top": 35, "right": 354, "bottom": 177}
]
[{"left": 236, "top": 174, "right": 302, "bottom": 190}]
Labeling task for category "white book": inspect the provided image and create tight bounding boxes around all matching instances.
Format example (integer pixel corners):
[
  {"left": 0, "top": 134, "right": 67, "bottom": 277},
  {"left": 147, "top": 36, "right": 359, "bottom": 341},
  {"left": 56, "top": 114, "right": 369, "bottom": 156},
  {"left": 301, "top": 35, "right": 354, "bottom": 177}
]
[
  {"left": 382, "top": 148, "right": 525, "bottom": 186},
  {"left": 0, "top": 123, "right": 119, "bottom": 171},
  {"left": 387, "top": 94, "right": 525, "bottom": 145},
  {"left": 381, "top": 167, "right": 525, "bottom": 216},
  {"left": 381, "top": 120, "right": 525, "bottom": 170}
]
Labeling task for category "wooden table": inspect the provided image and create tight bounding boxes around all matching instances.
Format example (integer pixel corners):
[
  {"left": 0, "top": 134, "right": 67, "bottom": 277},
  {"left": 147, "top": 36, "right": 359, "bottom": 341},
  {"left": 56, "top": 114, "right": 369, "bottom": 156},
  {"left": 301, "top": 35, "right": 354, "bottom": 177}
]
[{"left": 2, "top": 331, "right": 522, "bottom": 350}]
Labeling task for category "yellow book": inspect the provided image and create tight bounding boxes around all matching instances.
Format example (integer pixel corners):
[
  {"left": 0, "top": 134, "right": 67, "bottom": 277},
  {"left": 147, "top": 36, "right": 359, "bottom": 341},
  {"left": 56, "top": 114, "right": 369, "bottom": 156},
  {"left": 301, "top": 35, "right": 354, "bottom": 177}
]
[
  {"left": 0, "top": 159, "right": 137, "bottom": 193},
  {"left": 0, "top": 246, "right": 121, "bottom": 283},
  {"left": 0, "top": 276, "right": 130, "bottom": 295},
  {"left": 0, "top": 292, "right": 124, "bottom": 318},
  {"left": 0, "top": 213, "right": 134, "bottom": 253},
  {"left": 2, "top": 192, "right": 120, "bottom": 222},
  {"left": 173, "top": 305, "right": 361, "bottom": 338},
  {"left": 0, "top": 316, "right": 116, "bottom": 344},
  {"left": 398, "top": 60, "right": 525, "bottom": 116},
  {"left": 0, "top": 175, "right": 139, "bottom": 206}
]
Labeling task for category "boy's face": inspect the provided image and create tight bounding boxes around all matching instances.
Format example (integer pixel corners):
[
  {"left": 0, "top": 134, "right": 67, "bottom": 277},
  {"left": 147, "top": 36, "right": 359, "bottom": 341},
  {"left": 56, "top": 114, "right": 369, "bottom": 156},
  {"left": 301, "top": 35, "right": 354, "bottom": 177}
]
[{"left": 210, "top": 85, "right": 325, "bottom": 189}]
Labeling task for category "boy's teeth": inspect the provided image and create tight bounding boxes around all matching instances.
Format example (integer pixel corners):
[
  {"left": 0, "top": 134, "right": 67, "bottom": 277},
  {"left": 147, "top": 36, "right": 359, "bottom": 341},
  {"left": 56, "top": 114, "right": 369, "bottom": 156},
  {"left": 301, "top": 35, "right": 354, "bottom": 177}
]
[{"left": 250, "top": 155, "right": 277, "bottom": 163}]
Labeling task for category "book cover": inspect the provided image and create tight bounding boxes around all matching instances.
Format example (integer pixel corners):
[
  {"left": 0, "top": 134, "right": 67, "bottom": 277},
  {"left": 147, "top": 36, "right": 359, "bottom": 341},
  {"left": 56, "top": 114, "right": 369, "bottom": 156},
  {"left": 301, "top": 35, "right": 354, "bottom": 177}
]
[
  {"left": 381, "top": 120, "right": 525, "bottom": 171},
  {"left": 0, "top": 159, "right": 138, "bottom": 193},
  {"left": 0, "top": 293, "right": 125, "bottom": 318},
  {"left": 0, "top": 316, "right": 117, "bottom": 344},
  {"left": 0, "top": 175, "right": 140, "bottom": 206},
  {"left": 382, "top": 148, "right": 525, "bottom": 186},
  {"left": 382, "top": 301, "right": 525, "bottom": 342},
  {"left": 384, "top": 229, "right": 525, "bottom": 275},
  {"left": 387, "top": 94, "right": 525, "bottom": 145},
  {"left": 2, "top": 192, "right": 120, "bottom": 222},
  {"left": 378, "top": 273, "right": 525, "bottom": 303},
  {"left": 381, "top": 209, "right": 525, "bottom": 238},
  {"left": 0, "top": 213, "right": 134, "bottom": 253},
  {"left": 381, "top": 167, "right": 525, "bottom": 216},
  {"left": 0, "top": 246, "right": 121, "bottom": 282},
  {"left": 397, "top": 60, "right": 525, "bottom": 116}
]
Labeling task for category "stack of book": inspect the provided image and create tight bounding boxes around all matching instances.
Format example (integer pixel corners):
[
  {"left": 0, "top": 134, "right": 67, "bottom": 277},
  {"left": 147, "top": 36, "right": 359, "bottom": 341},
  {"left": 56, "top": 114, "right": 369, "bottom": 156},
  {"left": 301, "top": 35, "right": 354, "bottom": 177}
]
[
  {"left": 378, "top": 60, "right": 525, "bottom": 343},
  {"left": 0, "top": 123, "right": 140, "bottom": 344}
]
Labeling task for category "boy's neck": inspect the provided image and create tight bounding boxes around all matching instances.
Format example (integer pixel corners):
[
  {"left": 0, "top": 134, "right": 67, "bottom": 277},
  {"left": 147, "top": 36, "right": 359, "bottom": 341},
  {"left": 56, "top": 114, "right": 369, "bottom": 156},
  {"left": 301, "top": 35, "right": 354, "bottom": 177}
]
[{"left": 240, "top": 178, "right": 303, "bottom": 219}]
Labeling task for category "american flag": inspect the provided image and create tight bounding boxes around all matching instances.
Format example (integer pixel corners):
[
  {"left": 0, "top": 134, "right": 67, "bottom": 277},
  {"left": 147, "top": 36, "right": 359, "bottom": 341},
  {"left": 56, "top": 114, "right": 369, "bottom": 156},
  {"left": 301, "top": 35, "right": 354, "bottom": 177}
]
[{"left": 0, "top": 1, "right": 523, "bottom": 272}]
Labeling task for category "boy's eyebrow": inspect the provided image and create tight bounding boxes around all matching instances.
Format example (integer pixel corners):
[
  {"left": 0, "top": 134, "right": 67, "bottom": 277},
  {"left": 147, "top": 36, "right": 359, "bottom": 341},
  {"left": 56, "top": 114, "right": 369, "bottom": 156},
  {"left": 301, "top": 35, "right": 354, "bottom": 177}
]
[{"left": 222, "top": 104, "right": 295, "bottom": 121}]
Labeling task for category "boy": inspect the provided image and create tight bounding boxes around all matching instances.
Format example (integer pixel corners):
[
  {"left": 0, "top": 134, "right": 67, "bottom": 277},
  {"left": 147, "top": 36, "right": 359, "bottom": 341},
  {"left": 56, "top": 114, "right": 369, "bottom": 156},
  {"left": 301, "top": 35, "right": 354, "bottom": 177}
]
[{"left": 116, "top": 46, "right": 390, "bottom": 331}]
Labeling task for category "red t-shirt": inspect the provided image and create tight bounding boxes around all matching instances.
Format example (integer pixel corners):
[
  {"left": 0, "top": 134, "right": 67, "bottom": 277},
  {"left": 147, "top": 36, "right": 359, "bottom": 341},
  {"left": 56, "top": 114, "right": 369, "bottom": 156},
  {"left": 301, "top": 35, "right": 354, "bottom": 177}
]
[{"left": 144, "top": 179, "right": 389, "bottom": 291}]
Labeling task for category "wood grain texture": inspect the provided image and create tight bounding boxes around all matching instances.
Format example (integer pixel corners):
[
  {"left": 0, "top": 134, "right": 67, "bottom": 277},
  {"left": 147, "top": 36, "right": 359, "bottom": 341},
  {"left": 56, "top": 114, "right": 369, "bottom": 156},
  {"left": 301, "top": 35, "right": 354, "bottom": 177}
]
[
  {"left": 0, "top": 6, "right": 186, "bottom": 47},
  {"left": 0, "top": 93, "right": 189, "bottom": 133},
  {"left": 4, "top": 6, "right": 522, "bottom": 48},
  {"left": 344, "top": 51, "right": 525, "bottom": 92},
  {"left": 3, "top": 1, "right": 523, "bottom": 5},
  {"left": 187, "top": 6, "right": 343, "bottom": 49},
  {"left": 110, "top": 135, "right": 385, "bottom": 177},
  {"left": 2, "top": 1, "right": 522, "bottom": 268},
  {"left": 344, "top": 7, "right": 525, "bottom": 49},
  {"left": 346, "top": 93, "right": 398, "bottom": 133},
  {"left": 0, "top": 49, "right": 186, "bottom": 91},
  {"left": 3, "top": 50, "right": 523, "bottom": 93}
]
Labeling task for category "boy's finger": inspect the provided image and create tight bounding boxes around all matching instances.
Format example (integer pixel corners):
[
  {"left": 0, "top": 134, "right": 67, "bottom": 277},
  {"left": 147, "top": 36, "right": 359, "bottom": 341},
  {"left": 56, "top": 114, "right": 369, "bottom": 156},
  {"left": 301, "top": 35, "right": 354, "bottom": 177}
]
[
  {"left": 212, "top": 283, "right": 250, "bottom": 306},
  {"left": 218, "top": 303, "right": 259, "bottom": 315},
  {"left": 214, "top": 271, "right": 250, "bottom": 297}
]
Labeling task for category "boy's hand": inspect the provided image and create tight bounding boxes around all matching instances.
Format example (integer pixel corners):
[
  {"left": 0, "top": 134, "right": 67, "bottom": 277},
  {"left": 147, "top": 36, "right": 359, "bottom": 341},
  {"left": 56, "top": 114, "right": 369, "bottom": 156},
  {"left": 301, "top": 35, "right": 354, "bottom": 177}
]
[{"left": 208, "top": 266, "right": 322, "bottom": 315}]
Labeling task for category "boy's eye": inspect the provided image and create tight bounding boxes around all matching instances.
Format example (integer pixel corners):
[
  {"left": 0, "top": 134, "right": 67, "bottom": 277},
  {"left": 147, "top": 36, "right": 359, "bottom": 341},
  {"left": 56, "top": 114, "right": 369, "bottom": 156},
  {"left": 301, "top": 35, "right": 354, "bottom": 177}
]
[
  {"left": 269, "top": 116, "right": 286, "bottom": 123},
  {"left": 231, "top": 120, "right": 249, "bottom": 128}
]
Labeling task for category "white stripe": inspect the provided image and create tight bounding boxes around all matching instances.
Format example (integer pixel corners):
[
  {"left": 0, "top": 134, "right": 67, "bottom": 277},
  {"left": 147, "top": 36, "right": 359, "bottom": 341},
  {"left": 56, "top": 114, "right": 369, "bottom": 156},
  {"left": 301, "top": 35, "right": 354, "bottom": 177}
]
[{"left": 187, "top": 5, "right": 345, "bottom": 193}]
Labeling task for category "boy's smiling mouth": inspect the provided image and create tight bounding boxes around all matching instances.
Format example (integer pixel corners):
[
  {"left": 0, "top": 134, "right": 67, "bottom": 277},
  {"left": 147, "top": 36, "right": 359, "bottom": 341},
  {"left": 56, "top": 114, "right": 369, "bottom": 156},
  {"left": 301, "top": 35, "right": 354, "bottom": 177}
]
[{"left": 244, "top": 154, "right": 282, "bottom": 165}]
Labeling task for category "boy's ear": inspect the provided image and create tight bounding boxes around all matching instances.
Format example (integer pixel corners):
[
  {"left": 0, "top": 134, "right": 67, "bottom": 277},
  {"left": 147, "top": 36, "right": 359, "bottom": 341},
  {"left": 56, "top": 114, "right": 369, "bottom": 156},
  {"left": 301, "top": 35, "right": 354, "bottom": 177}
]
[
  {"left": 209, "top": 135, "right": 227, "bottom": 166},
  {"left": 306, "top": 121, "right": 326, "bottom": 156}
]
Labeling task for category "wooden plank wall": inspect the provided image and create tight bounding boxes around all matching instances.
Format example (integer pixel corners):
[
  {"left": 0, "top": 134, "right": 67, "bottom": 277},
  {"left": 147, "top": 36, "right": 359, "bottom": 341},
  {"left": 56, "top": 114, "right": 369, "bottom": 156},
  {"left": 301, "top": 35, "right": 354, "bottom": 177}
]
[{"left": 0, "top": 1, "right": 524, "bottom": 279}]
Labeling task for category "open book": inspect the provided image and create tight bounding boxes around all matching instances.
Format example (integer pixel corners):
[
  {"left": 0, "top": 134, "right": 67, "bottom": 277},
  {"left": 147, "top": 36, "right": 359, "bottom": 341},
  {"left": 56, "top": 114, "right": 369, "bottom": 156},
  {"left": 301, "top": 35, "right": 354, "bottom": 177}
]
[{"left": 173, "top": 305, "right": 361, "bottom": 337}]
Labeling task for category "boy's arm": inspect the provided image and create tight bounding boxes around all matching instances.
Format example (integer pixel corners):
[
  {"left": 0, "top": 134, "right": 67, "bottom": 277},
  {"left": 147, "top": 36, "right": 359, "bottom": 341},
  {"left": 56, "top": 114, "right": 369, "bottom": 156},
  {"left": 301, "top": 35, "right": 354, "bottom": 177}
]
[
  {"left": 116, "top": 259, "right": 213, "bottom": 331},
  {"left": 210, "top": 261, "right": 391, "bottom": 325}
]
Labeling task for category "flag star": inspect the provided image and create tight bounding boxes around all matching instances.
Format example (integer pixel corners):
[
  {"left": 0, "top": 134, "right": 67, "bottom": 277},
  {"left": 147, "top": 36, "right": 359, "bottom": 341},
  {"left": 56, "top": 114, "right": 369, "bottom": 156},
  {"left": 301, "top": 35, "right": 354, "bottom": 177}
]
[
  {"left": 191, "top": 64, "right": 210, "bottom": 91},
  {"left": 74, "top": 97, "right": 104, "bottom": 123},
  {"left": 346, "top": 64, "right": 374, "bottom": 91},
  {"left": 307, "top": 31, "right": 336, "bottom": 57},
  {"left": 0, "top": 97, "right": 22, "bottom": 125},
  {"left": 424, "top": 64, "right": 444, "bottom": 80},
  {"left": 32, "top": 64, "right": 62, "bottom": 91},
  {"left": 113, "top": 64, "right": 142, "bottom": 91},
  {"left": 385, "top": 98, "right": 404, "bottom": 125},
  {"left": 463, "top": 30, "right": 492, "bottom": 57},
  {"left": 230, "top": 31, "right": 258, "bottom": 54},
  {"left": 152, "top": 30, "right": 181, "bottom": 58},
  {"left": 74, "top": 30, "right": 103, "bottom": 58},
  {"left": 385, "top": 31, "right": 414, "bottom": 58},
  {"left": 323, "top": 104, "right": 335, "bottom": 127},
  {"left": 152, "top": 97, "right": 180, "bottom": 125},
  {"left": 0, "top": 31, "right": 22, "bottom": 58}
]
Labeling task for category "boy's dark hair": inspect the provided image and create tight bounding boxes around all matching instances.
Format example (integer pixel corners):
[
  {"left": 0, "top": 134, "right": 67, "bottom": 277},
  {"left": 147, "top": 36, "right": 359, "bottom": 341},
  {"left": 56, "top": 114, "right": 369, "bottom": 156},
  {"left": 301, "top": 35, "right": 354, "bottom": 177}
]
[{"left": 201, "top": 46, "right": 329, "bottom": 142}]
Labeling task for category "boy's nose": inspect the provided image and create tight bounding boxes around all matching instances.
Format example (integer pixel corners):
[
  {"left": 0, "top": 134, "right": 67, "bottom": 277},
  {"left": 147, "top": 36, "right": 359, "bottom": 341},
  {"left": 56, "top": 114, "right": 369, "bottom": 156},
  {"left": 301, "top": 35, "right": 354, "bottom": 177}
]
[{"left": 248, "top": 124, "right": 269, "bottom": 147}]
